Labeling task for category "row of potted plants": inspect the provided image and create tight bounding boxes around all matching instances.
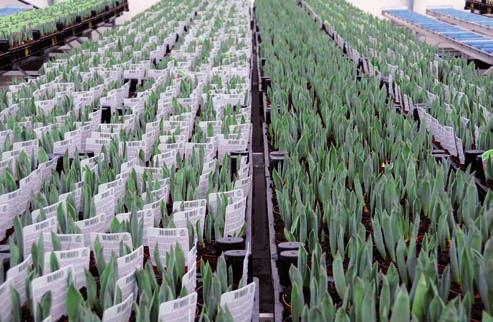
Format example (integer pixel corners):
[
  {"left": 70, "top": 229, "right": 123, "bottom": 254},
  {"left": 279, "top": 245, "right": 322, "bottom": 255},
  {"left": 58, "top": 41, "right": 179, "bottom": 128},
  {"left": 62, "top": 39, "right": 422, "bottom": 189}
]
[
  {"left": 0, "top": 0, "right": 256, "bottom": 320},
  {"left": 256, "top": 0, "right": 493, "bottom": 320},
  {"left": 303, "top": 0, "right": 493, "bottom": 156},
  {"left": 0, "top": 0, "right": 122, "bottom": 49}
]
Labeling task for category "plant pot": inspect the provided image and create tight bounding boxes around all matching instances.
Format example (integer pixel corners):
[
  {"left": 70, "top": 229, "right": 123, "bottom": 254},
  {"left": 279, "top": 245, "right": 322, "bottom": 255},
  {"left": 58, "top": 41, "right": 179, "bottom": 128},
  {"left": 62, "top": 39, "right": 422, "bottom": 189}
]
[
  {"left": 216, "top": 237, "right": 244, "bottom": 255},
  {"left": 0, "top": 244, "right": 10, "bottom": 253},
  {"left": 470, "top": 150, "right": 487, "bottom": 182},
  {"left": 0, "top": 253, "right": 10, "bottom": 280},
  {"left": 201, "top": 253, "right": 217, "bottom": 270},
  {"left": 91, "top": 10, "right": 97, "bottom": 17},
  {"left": 76, "top": 16, "right": 82, "bottom": 24},
  {"left": 0, "top": 40, "right": 9, "bottom": 52},
  {"left": 32, "top": 30, "right": 42, "bottom": 41},
  {"left": 277, "top": 241, "right": 301, "bottom": 254},
  {"left": 230, "top": 151, "right": 249, "bottom": 178},
  {"left": 265, "top": 107, "right": 272, "bottom": 125},
  {"left": 56, "top": 22, "right": 64, "bottom": 31},
  {"left": 261, "top": 76, "right": 271, "bottom": 91},
  {"left": 101, "top": 106, "right": 112, "bottom": 123},
  {"left": 269, "top": 151, "right": 287, "bottom": 173},
  {"left": 278, "top": 250, "right": 298, "bottom": 286},
  {"left": 224, "top": 249, "right": 251, "bottom": 285},
  {"left": 281, "top": 291, "right": 291, "bottom": 316}
]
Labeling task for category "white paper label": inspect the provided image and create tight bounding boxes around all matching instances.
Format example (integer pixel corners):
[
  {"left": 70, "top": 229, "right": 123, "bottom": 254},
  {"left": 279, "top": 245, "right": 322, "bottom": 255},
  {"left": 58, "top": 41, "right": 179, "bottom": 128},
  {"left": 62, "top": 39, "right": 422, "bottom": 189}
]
[
  {"left": 31, "top": 266, "right": 72, "bottom": 321},
  {"left": 158, "top": 292, "right": 197, "bottom": 322},
  {"left": 220, "top": 282, "right": 256, "bottom": 322},
  {"left": 117, "top": 245, "right": 144, "bottom": 280},
  {"left": 43, "top": 247, "right": 90, "bottom": 289},
  {"left": 223, "top": 197, "right": 247, "bottom": 237},
  {"left": 102, "top": 293, "right": 133, "bottom": 322},
  {"left": 115, "top": 273, "right": 137, "bottom": 303},
  {"left": 181, "top": 262, "right": 196, "bottom": 294},
  {"left": 6, "top": 255, "right": 32, "bottom": 304},
  {"left": 75, "top": 213, "right": 107, "bottom": 246},
  {"left": 43, "top": 233, "right": 85, "bottom": 252},
  {"left": 90, "top": 232, "right": 133, "bottom": 263},
  {"left": 0, "top": 280, "right": 12, "bottom": 322},
  {"left": 146, "top": 227, "right": 189, "bottom": 266},
  {"left": 22, "top": 217, "right": 57, "bottom": 258}
]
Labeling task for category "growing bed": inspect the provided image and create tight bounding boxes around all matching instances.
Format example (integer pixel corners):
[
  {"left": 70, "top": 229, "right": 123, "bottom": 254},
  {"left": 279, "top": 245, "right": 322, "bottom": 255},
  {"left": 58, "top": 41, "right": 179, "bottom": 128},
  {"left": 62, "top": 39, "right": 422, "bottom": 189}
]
[
  {"left": 256, "top": 0, "right": 493, "bottom": 321},
  {"left": 0, "top": 0, "right": 257, "bottom": 321}
]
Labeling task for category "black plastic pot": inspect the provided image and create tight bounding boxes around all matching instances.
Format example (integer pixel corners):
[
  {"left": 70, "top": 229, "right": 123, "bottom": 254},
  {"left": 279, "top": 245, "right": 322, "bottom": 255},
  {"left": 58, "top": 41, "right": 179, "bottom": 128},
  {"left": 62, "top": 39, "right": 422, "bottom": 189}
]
[
  {"left": 392, "top": 103, "right": 401, "bottom": 114},
  {"left": 433, "top": 153, "right": 449, "bottom": 163},
  {"left": 265, "top": 104, "right": 279, "bottom": 125},
  {"left": 0, "top": 244, "right": 9, "bottom": 253},
  {"left": 412, "top": 107, "right": 420, "bottom": 124},
  {"left": 269, "top": 151, "right": 287, "bottom": 173},
  {"left": 0, "top": 253, "right": 9, "bottom": 280},
  {"left": 265, "top": 107, "right": 272, "bottom": 125},
  {"left": 432, "top": 148, "right": 449, "bottom": 163},
  {"left": 261, "top": 76, "right": 271, "bottom": 92},
  {"left": 278, "top": 250, "right": 298, "bottom": 286},
  {"left": 32, "top": 30, "right": 41, "bottom": 41},
  {"left": 105, "top": 5, "right": 110, "bottom": 11},
  {"left": 465, "top": 150, "right": 485, "bottom": 182},
  {"left": 277, "top": 242, "right": 301, "bottom": 254},
  {"left": 0, "top": 40, "right": 9, "bottom": 52},
  {"left": 224, "top": 249, "right": 252, "bottom": 285},
  {"left": 91, "top": 10, "right": 97, "bottom": 17},
  {"left": 124, "top": 78, "right": 138, "bottom": 94},
  {"left": 76, "top": 16, "right": 82, "bottom": 23},
  {"left": 55, "top": 157, "right": 66, "bottom": 173},
  {"left": 101, "top": 106, "right": 112, "bottom": 123},
  {"left": 216, "top": 237, "right": 245, "bottom": 254},
  {"left": 56, "top": 22, "right": 64, "bottom": 31},
  {"left": 230, "top": 151, "right": 249, "bottom": 179}
]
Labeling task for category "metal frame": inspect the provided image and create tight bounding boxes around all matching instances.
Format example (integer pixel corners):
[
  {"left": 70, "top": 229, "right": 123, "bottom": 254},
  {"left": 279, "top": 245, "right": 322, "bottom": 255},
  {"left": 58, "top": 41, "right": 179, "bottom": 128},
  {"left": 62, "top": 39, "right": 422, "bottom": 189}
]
[
  {"left": 382, "top": 11, "right": 493, "bottom": 65},
  {"left": 426, "top": 9, "right": 493, "bottom": 38}
]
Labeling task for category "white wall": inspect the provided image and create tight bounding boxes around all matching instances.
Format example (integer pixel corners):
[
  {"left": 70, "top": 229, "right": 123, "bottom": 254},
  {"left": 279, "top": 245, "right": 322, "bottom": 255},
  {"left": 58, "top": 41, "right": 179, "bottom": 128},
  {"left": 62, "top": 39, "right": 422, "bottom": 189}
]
[
  {"left": 116, "top": 0, "right": 161, "bottom": 24},
  {"left": 413, "top": 0, "right": 464, "bottom": 14},
  {"left": 0, "top": 0, "right": 34, "bottom": 8},
  {"left": 20, "top": 0, "right": 49, "bottom": 7}
]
